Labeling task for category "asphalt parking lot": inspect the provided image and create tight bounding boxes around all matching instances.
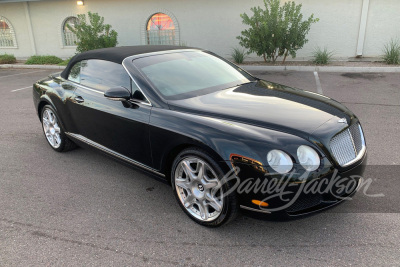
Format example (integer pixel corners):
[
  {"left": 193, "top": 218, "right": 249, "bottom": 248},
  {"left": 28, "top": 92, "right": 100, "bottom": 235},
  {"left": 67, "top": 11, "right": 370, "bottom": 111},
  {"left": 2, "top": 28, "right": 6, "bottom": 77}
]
[{"left": 0, "top": 68, "right": 399, "bottom": 266}]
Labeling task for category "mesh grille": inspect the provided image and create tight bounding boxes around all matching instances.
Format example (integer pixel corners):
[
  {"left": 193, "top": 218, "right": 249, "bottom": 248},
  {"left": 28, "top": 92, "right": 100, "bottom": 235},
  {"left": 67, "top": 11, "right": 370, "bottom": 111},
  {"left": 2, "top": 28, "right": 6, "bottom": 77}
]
[
  {"left": 349, "top": 123, "right": 363, "bottom": 153},
  {"left": 286, "top": 194, "right": 322, "bottom": 213},
  {"left": 330, "top": 123, "right": 365, "bottom": 167}
]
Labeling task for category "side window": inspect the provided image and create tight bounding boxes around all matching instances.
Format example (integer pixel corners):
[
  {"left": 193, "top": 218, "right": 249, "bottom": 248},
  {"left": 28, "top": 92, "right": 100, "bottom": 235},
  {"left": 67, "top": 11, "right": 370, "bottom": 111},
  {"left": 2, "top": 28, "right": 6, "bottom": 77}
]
[
  {"left": 68, "top": 61, "right": 81, "bottom": 83},
  {"left": 80, "top": 59, "right": 131, "bottom": 92}
]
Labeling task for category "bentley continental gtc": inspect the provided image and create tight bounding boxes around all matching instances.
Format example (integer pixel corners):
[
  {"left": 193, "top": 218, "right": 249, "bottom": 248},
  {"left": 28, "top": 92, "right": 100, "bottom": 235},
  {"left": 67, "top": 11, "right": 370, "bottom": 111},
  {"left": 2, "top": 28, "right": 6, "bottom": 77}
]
[{"left": 33, "top": 46, "right": 367, "bottom": 227}]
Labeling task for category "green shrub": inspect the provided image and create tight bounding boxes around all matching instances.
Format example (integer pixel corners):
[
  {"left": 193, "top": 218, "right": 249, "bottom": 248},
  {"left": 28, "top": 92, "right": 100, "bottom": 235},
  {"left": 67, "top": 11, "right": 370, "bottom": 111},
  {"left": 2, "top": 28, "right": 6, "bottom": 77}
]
[
  {"left": 67, "top": 11, "right": 118, "bottom": 53},
  {"left": 231, "top": 47, "right": 246, "bottom": 64},
  {"left": 25, "top": 55, "right": 63, "bottom": 65},
  {"left": 58, "top": 57, "right": 72, "bottom": 66},
  {"left": 383, "top": 39, "right": 400, "bottom": 65},
  {"left": 237, "top": 0, "right": 319, "bottom": 63},
  {"left": 312, "top": 47, "right": 334, "bottom": 65},
  {"left": 0, "top": 53, "right": 17, "bottom": 64}
]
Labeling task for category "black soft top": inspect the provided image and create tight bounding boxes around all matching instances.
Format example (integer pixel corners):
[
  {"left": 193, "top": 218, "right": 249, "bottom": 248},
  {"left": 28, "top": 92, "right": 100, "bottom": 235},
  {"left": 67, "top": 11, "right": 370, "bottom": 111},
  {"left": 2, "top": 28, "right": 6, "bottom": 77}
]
[{"left": 60, "top": 45, "right": 194, "bottom": 79}]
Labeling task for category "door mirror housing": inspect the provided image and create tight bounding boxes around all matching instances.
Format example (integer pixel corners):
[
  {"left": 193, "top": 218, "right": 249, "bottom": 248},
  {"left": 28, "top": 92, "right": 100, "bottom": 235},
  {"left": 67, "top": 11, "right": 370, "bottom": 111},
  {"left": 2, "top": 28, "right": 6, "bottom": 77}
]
[{"left": 104, "top": 86, "right": 131, "bottom": 101}]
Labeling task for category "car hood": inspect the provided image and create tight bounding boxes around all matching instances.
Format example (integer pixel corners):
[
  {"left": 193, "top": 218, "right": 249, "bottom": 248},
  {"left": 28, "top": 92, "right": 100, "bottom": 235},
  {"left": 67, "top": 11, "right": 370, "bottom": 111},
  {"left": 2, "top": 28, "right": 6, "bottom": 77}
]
[{"left": 167, "top": 80, "right": 354, "bottom": 139}]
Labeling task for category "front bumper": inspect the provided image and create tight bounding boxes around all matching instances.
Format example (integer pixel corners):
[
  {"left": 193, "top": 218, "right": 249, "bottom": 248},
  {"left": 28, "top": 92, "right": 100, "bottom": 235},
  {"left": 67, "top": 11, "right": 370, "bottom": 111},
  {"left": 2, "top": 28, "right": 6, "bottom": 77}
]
[{"left": 237, "top": 151, "right": 367, "bottom": 218}]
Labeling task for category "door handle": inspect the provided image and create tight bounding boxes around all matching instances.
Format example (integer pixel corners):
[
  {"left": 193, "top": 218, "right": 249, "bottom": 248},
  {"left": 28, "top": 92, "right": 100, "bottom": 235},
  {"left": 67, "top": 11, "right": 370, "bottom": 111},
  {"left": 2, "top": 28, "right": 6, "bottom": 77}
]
[{"left": 74, "top": 96, "right": 84, "bottom": 103}]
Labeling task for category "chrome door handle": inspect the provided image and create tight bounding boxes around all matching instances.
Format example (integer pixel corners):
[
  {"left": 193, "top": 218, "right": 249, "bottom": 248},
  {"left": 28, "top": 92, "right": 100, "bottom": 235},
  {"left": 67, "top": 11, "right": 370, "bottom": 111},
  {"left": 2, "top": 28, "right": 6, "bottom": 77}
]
[{"left": 74, "top": 96, "right": 84, "bottom": 103}]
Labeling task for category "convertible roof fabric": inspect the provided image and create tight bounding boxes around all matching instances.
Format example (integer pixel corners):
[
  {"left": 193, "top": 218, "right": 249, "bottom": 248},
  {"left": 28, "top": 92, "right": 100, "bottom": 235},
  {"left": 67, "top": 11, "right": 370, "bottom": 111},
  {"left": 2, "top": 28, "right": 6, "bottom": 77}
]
[{"left": 60, "top": 45, "right": 195, "bottom": 79}]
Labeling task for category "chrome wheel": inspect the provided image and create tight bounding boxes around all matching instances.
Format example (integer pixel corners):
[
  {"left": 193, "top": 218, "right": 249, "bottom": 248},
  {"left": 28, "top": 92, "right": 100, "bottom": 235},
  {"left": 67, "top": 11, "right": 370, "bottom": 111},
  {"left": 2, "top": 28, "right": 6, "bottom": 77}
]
[
  {"left": 175, "top": 157, "right": 223, "bottom": 222},
  {"left": 42, "top": 108, "right": 62, "bottom": 149}
]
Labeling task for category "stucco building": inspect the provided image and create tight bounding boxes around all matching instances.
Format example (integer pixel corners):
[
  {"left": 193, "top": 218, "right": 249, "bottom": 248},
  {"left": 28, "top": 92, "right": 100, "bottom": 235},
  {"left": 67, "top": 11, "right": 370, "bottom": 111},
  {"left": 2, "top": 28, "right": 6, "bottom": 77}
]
[{"left": 0, "top": 0, "right": 399, "bottom": 61}]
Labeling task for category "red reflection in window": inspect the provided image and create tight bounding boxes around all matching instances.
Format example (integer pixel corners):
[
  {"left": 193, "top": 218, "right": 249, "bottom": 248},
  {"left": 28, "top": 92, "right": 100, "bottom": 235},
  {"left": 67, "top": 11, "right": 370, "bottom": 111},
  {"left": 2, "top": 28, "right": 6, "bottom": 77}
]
[
  {"left": 0, "top": 20, "right": 10, "bottom": 30},
  {"left": 147, "top": 13, "right": 175, "bottom": 31}
]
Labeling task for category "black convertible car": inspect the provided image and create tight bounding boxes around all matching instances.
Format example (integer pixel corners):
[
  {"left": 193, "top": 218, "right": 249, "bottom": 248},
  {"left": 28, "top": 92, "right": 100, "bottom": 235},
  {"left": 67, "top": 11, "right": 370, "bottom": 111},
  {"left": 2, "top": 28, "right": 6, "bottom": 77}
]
[{"left": 33, "top": 46, "right": 367, "bottom": 226}]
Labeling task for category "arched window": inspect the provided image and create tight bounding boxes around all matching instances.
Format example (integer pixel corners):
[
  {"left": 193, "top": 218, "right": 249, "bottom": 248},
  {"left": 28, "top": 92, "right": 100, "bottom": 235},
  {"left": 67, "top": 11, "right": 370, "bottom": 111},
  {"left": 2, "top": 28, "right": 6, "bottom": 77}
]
[
  {"left": 0, "top": 16, "right": 16, "bottom": 47},
  {"left": 146, "top": 13, "right": 175, "bottom": 45},
  {"left": 63, "top": 17, "right": 79, "bottom": 46}
]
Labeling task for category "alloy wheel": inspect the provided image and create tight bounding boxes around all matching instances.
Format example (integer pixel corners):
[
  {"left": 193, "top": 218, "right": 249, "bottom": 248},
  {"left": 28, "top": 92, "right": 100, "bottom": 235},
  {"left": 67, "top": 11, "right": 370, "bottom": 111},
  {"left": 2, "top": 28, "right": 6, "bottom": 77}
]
[
  {"left": 174, "top": 157, "right": 224, "bottom": 222},
  {"left": 42, "top": 108, "right": 62, "bottom": 149}
]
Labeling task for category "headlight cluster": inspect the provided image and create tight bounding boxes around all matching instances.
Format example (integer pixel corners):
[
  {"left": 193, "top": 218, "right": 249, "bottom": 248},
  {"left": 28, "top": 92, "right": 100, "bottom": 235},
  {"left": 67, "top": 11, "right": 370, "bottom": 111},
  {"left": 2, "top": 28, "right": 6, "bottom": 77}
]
[
  {"left": 297, "top": 145, "right": 320, "bottom": 172},
  {"left": 267, "top": 150, "right": 293, "bottom": 174},
  {"left": 266, "top": 145, "right": 321, "bottom": 174}
]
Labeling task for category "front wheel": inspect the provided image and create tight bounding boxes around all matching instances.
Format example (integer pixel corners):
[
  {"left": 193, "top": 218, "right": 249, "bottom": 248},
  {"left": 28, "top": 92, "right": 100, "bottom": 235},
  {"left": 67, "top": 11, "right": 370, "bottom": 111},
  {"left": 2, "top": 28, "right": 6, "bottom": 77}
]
[
  {"left": 171, "top": 148, "right": 238, "bottom": 227},
  {"left": 41, "top": 105, "right": 76, "bottom": 152}
]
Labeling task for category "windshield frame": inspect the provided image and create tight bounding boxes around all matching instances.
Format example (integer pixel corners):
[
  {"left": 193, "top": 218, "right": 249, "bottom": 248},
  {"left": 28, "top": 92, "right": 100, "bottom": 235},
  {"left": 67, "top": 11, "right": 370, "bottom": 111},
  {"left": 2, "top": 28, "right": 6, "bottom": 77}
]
[{"left": 129, "top": 50, "right": 257, "bottom": 101}]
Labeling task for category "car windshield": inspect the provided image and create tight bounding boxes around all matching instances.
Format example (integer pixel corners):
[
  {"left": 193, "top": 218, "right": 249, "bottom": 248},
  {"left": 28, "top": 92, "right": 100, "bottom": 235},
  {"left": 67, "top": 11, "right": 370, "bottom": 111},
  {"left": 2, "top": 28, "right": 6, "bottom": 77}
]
[{"left": 132, "top": 51, "right": 255, "bottom": 100}]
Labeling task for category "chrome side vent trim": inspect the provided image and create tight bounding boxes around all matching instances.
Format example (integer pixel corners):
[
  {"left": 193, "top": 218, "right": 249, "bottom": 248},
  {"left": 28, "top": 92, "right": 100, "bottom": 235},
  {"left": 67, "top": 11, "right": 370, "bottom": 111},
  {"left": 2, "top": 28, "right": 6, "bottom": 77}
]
[{"left": 65, "top": 132, "right": 165, "bottom": 177}]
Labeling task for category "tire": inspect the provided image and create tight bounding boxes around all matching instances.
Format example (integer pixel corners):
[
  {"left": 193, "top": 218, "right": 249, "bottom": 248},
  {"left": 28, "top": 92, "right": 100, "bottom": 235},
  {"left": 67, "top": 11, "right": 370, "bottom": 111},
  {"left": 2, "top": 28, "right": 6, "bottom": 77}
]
[
  {"left": 171, "top": 147, "right": 238, "bottom": 227},
  {"left": 41, "top": 105, "right": 76, "bottom": 152}
]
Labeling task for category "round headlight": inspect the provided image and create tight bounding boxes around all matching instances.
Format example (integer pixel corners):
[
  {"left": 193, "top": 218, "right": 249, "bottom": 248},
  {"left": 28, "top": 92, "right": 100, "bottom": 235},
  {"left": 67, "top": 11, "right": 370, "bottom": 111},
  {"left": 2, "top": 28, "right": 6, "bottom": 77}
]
[
  {"left": 267, "top": 150, "right": 293, "bottom": 174},
  {"left": 297, "top": 145, "right": 320, "bottom": 172}
]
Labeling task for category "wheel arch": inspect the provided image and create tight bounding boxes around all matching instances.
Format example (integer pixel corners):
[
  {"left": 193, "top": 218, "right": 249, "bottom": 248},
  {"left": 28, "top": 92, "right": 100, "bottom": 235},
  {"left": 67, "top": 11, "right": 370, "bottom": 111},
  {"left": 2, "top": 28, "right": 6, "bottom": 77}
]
[
  {"left": 37, "top": 99, "right": 70, "bottom": 134},
  {"left": 37, "top": 96, "right": 57, "bottom": 122},
  {"left": 37, "top": 100, "right": 49, "bottom": 121},
  {"left": 161, "top": 142, "right": 231, "bottom": 184}
]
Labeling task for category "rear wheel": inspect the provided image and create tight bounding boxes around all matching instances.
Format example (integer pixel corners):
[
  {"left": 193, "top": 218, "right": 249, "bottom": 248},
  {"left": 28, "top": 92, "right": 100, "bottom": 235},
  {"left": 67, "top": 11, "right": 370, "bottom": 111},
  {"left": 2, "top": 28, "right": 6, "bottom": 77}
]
[
  {"left": 171, "top": 148, "right": 238, "bottom": 227},
  {"left": 41, "top": 105, "right": 76, "bottom": 152}
]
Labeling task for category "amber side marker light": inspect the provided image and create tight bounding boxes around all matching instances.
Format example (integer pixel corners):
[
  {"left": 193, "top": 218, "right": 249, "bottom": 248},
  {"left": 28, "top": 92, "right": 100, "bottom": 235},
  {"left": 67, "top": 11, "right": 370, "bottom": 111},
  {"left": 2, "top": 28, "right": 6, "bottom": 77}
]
[{"left": 252, "top": 200, "right": 269, "bottom": 207}]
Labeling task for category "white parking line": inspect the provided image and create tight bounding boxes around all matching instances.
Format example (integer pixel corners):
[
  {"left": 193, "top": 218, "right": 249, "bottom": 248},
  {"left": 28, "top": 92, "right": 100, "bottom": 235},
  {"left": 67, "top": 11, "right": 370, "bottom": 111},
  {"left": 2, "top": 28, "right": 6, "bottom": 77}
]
[
  {"left": 0, "top": 70, "right": 46, "bottom": 79},
  {"left": 10, "top": 86, "right": 32, "bottom": 92},
  {"left": 313, "top": 71, "right": 323, "bottom": 94}
]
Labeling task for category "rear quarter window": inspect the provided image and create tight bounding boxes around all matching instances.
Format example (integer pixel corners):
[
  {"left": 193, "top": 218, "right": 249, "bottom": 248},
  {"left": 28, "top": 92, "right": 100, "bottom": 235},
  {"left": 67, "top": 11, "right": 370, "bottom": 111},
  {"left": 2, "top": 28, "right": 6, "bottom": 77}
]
[{"left": 68, "top": 62, "right": 81, "bottom": 83}]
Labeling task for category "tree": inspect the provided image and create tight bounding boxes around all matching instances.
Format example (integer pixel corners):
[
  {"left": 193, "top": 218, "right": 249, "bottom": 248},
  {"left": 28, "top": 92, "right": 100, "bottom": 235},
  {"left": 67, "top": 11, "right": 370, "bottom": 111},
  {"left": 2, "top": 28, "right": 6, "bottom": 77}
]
[
  {"left": 279, "top": 1, "right": 319, "bottom": 63},
  {"left": 67, "top": 12, "right": 118, "bottom": 53},
  {"left": 237, "top": 0, "right": 318, "bottom": 63}
]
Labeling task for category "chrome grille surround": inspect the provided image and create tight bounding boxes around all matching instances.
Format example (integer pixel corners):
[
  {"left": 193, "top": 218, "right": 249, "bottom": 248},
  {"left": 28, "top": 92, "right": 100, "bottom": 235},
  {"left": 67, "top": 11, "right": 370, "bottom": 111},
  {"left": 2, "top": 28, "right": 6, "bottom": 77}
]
[{"left": 330, "top": 123, "right": 366, "bottom": 167}]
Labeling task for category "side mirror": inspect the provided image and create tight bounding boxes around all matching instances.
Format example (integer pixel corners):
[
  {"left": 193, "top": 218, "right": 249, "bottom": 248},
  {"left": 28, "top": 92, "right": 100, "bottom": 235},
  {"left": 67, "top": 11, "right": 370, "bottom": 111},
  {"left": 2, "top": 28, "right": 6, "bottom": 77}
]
[{"left": 104, "top": 86, "right": 131, "bottom": 101}]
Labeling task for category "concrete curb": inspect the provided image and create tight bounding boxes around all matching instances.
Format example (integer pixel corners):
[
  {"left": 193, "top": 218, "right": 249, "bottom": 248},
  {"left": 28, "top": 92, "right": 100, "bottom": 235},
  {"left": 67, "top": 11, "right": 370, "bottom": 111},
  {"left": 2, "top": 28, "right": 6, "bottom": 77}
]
[
  {"left": 1, "top": 63, "right": 400, "bottom": 73},
  {"left": 0, "top": 64, "right": 65, "bottom": 70},
  {"left": 239, "top": 65, "right": 400, "bottom": 73}
]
